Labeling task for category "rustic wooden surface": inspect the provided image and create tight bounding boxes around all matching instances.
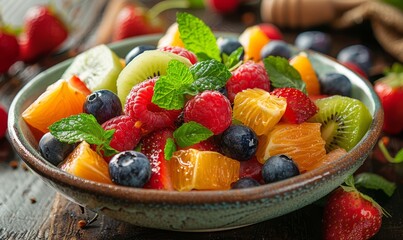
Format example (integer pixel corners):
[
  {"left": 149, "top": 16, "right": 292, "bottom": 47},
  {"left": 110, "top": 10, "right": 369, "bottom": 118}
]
[{"left": 1, "top": 1, "right": 403, "bottom": 239}]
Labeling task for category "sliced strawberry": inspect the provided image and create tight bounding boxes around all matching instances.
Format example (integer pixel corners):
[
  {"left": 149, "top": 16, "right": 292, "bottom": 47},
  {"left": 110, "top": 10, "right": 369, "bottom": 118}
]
[
  {"left": 179, "top": 136, "right": 220, "bottom": 152},
  {"left": 101, "top": 115, "right": 141, "bottom": 162},
  {"left": 141, "top": 128, "right": 174, "bottom": 190},
  {"left": 124, "top": 78, "right": 181, "bottom": 135},
  {"left": 271, "top": 87, "right": 318, "bottom": 124},
  {"left": 239, "top": 156, "right": 263, "bottom": 182},
  {"left": 67, "top": 75, "right": 91, "bottom": 95}
]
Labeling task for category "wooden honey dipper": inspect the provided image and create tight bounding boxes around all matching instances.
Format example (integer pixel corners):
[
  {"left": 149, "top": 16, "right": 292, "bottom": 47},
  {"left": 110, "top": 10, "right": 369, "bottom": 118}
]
[{"left": 260, "top": 0, "right": 372, "bottom": 28}]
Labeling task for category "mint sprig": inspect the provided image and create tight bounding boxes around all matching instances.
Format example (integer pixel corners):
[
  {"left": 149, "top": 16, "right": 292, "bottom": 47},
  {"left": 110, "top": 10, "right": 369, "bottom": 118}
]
[
  {"left": 177, "top": 12, "right": 221, "bottom": 61},
  {"left": 173, "top": 121, "right": 213, "bottom": 148},
  {"left": 222, "top": 47, "right": 244, "bottom": 71},
  {"left": 49, "top": 113, "right": 118, "bottom": 157},
  {"left": 164, "top": 138, "right": 176, "bottom": 160},
  {"left": 264, "top": 56, "right": 307, "bottom": 93},
  {"left": 152, "top": 59, "right": 231, "bottom": 109}
]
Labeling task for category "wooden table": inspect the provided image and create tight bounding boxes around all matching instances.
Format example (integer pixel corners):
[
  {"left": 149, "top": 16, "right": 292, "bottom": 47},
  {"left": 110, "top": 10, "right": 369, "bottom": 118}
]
[{"left": 1, "top": 1, "right": 402, "bottom": 239}]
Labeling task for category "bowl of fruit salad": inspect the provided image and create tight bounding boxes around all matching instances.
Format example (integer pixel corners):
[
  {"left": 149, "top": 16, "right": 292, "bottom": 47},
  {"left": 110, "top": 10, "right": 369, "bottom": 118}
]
[{"left": 8, "top": 13, "right": 383, "bottom": 231}]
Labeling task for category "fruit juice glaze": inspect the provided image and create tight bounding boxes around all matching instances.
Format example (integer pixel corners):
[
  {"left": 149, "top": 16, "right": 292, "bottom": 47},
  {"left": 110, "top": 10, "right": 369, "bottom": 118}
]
[{"left": 22, "top": 12, "right": 372, "bottom": 191}]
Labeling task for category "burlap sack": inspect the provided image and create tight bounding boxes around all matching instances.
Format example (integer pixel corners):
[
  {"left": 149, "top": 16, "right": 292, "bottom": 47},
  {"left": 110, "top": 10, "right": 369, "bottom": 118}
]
[{"left": 332, "top": 1, "right": 403, "bottom": 62}]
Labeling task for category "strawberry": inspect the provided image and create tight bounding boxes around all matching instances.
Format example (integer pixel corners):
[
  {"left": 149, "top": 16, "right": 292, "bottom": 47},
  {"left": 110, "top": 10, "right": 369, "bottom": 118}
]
[
  {"left": 19, "top": 5, "right": 68, "bottom": 63},
  {"left": 374, "top": 63, "right": 403, "bottom": 134},
  {"left": 67, "top": 75, "right": 91, "bottom": 96},
  {"left": 239, "top": 156, "right": 263, "bottom": 182},
  {"left": 141, "top": 128, "right": 174, "bottom": 190},
  {"left": 159, "top": 46, "right": 198, "bottom": 64},
  {"left": 271, "top": 87, "right": 318, "bottom": 124},
  {"left": 206, "top": 0, "right": 240, "bottom": 14},
  {"left": 112, "top": 4, "right": 163, "bottom": 42},
  {"left": 258, "top": 23, "right": 283, "bottom": 40},
  {"left": 101, "top": 115, "right": 141, "bottom": 162},
  {"left": 226, "top": 61, "right": 270, "bottom": 102},
  {"left": 323, "top": 176, "right": 385, "bottom": 240},
  {"left": 0, "top": 27, "right": 19, "bottom": 73},
  {"left": 179, "top": 137, "right": 220, "bottom": 152},
  {"left": 183, "top": 90, "right": 232, "bottom": 135},
  {"left": 0, "top": 104, "right": 7, "bottom": 139}
]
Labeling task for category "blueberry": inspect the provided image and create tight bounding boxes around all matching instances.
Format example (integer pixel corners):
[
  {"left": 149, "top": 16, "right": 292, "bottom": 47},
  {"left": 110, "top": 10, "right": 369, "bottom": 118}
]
[
  {"left": 231, "top": 177, "right": 260, "bottom": 189},
  {"left": 260, "top": 40, "right": 291, "bottom": 59},
  {"left": 319, "top": 73, "right": 352, "bottom": 96},
  {"left": 83, "top": 90, "right": 122, "bottom": 124},
  {"left": 125, "top": 45, "right": 156, "bottom": 65},
  {"left": 109, "top": 151, "right": 151, "bottom": 188},
  {"left": 262, "top": 155, "right": 300, "bottom": 183},
  {"left": 295, "top": 31, "right": 331, "bottom": 54},
  {"left": 337, "top": 44, "right": 371, "bottom": 75},
  {"left": 220, "top": 125, "right": 258, "bottom": 161},
  {"left": 39, "top": 132, "right": 75, "bottom": 166},
  {"left": 217, "top": 37, "right": 244, "bottom": 60}
]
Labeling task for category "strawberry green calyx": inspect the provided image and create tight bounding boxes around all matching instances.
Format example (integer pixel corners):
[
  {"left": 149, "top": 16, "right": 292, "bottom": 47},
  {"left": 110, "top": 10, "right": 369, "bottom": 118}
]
[
  {"left": 378, "top": 136, "right": 403, "bottom": 163},
  {"left": 354, "top": 173, "right": 397, "bottom": 197}
]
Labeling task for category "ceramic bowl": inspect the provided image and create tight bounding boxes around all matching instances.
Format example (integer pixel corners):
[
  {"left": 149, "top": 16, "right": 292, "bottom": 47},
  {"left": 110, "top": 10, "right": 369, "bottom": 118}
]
[{"left": 8, "top": 34, "right": 383, "bottom": 231}]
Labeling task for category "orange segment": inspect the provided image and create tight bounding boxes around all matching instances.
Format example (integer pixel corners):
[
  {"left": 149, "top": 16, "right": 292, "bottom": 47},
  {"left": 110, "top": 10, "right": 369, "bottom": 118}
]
[
  {"left": 61, "top": 141, "right": 113, "bottom": 184},
  {"left": 290, "top": 52, "right": 320, "bottom": 96},
  {"left": 239, "top": 25, "right": 270, "bottom": 62},
  {"left": 22, "top": 79, "right": 87, "bottom": 134},
  {"left": 233, "top": 88, "right": 287, "bottom": 135},
  {"left": 256, "top": 122, "right": 326, "bottom": 172},
  {"left": 157, "top": 23, "right": 184, "bottom": 48},
  {"left": 169, "top": 149, "right": 240, "bottom": 191}
]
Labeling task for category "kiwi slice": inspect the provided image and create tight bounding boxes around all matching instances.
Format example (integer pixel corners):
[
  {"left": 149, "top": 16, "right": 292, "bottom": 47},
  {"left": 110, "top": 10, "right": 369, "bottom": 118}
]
[
  {"left": 308, "top": 95, "right": 372, "bottom": 152},
  {"left": 62, "top": 45, "right": 123, "bottom": 93},
  {"left": 116, "top": 50, "right": 191, "bottom": 104}
]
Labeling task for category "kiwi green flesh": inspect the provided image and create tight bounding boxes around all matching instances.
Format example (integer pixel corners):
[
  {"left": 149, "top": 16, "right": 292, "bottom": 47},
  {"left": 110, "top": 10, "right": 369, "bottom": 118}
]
[
  {"left": 116, "top": 50, "right": 192, "bottom": 105},
  {"left": 62, "top": 45, "right": 122, "bottom": 93},
  {"left": 308, "top": 95, "right": 372, "bottom": 153}
]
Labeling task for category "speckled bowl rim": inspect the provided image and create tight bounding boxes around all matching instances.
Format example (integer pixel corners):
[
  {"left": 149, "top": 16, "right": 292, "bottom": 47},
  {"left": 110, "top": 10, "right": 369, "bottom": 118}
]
[{"left": 8, "top": 34, "right": 384, "bottom": 205}]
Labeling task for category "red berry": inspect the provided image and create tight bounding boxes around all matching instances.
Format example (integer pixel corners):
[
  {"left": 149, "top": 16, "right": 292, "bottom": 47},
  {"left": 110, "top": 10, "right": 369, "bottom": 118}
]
[
  {"left": 0, "top": 104, "right": 8, "bottom": 139},
  {"left": 226, "top": 61, "right": 270, "bottom": 102},
  {"left": 323, "top": 187, "right": 383, "bottom": 240},
  {"left": 343, "top": 62, "right": 367, "bottom": 79},
  {"left": 124, "top": 78, "right": 181, "bottom": 135},
  {"left": 184, "top": 90, "right": 232, "bottom": 135},
  {"left": 258, "top": 23, "right": 283, "bottom": 40},
  {"left": 207, "top": 0, "right": 240, "bottom": 14},
  {"left": 159, "top": 46, "right": 198, "bottom": 64},
  {"left": 20, "top": 5, "right": 68, "bottom": 63},
  {"left": 179, "top": 137, "right": 220, "bottom": 152},
  {"left": 102, "top": 115, "right": 141, "bottom": 162},
  {"left": 239, "top": 156, "right": 263, "bottom": 182},
  {"left": 113, "top": 5, "right": 149, "bottom": 41},
  {"left": 271, "top": 87, "right": 318, "bottom": 124},
  {"left": 0, "top": 31, "right": 19, "bottom": 73},
  {"left": 141, "top": 128, "right": 174, "bottom": 190}
]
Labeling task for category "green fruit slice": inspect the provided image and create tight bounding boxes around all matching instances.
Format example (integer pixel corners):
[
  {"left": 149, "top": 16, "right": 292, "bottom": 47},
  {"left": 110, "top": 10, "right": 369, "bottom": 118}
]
[
  {"left": 116, "top": 50, "right": 191, "bottom": 104},
  {"left": 308, "top": 95, "right": 372, "bottom": 152},
  {"left": 62, "top": 45, "right": 123, "bottom": 93}
]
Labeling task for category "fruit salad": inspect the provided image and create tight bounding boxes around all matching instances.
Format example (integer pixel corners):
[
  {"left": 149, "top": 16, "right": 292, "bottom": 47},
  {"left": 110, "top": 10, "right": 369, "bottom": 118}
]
[{"left": 22, "top": 13, "right": 373, "bottom": 191}]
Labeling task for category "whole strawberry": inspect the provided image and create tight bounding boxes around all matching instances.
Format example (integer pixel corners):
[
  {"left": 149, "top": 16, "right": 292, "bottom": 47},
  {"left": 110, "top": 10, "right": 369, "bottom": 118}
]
[
  {"left": 323, "top": 177, "right": 384, "bottom": 240},
  {"left": 19, "top": 5, "right": 68, "bottom": 63},
  {"left": 0, "top": 28, "right": 19, "bottom": 73},
  {"left": 374, "top": 63, "right": 403, "bottom": 135},
  {"left": 112, "top": 4, "right": 163, "bottom": 42}
]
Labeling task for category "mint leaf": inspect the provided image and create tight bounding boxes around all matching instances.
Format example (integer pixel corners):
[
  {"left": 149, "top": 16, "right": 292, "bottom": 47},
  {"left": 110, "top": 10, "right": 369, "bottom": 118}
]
[
  {"left": 187, "top": 59, "right": 231, "bottom": 94},
  {"left": 152, "top": 60, "right": 194, "bottom": 110},
  {"left": 264, "top": 56, "right": 307, "bottom": 93},
  {"left": 164, "top": 138, "right": 176, "bottom": 160},
  {"left": 177, "top": 12, "right": 221, "bottom": 61},
  {"left": 223, "top": 47, "right": 244, "bottom": 70},
  {"left": 173, "top": 121, "right": 213, "bottom": 148},
  {"left": 49, "top": 113, "right": 118, "bottom": 156}
]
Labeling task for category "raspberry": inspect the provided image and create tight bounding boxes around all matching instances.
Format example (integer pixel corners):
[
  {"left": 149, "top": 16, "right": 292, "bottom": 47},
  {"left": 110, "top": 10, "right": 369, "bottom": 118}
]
[
  {"left": 184, "top": 90, "right": 232, "bottom": 135},
  {"left": 271, "top": 87, "right": 318, "bottom": 124},
  {"left": 226, "top": 61, "right": 270, "bottom": 102},
  {"left": 0, "top": 104, "right": 7, "bottom": 139},
  {"left": 159, "top": 46, "right": 198, "bottom": 64},
  {"left": 124, "top": 78, "right": 181, "bottom": 134},
  {"left": 102, "top": 115, "right": 141, "bottom": 162}
]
